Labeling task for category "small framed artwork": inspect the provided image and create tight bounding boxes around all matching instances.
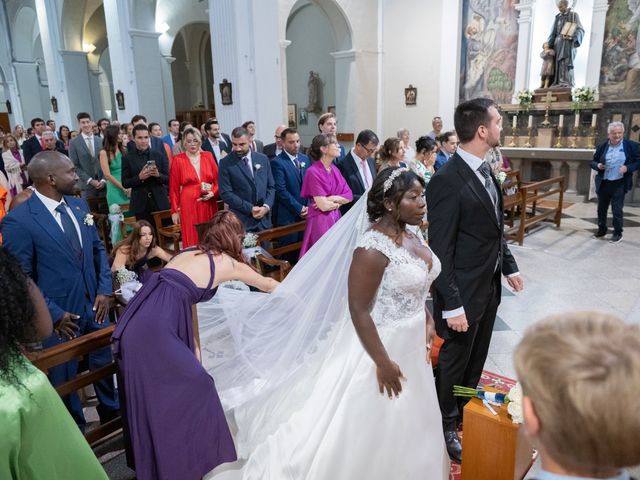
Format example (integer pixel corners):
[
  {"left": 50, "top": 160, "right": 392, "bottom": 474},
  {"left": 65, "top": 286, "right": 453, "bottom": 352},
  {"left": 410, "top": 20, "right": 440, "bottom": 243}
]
[
  {"left": 220, "top": 79, "right": 233, "bottom": 105},
  {"left": 404, "top": 85, "right": 417, "bottom": 106},
  {"left": 611, "top": 113, "right": 623, "bottom": 123},
  {"left": 327, "top": 105, "right": 336, "bottom": 114},
  {"left": 288, "top": 104, "right": 297, "bottom": 128},
  {"left": 299, "top": 108, "right": 308, "bottom": 125}
]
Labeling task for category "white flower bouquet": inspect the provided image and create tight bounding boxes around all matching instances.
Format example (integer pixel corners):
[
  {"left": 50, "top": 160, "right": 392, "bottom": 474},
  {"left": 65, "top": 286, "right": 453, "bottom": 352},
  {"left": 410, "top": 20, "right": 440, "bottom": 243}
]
[
  {"left": 572, "top": 86, "right": 597, "bottom": 113},
  {"left": 516, "top": 89, "right": 534, "bottom": 113},
  {"left": 115, "top": 267, "right": 143, "bottom": 303},
  {"left": 453, "top": 381, "right": 524, "bottom": 424}
]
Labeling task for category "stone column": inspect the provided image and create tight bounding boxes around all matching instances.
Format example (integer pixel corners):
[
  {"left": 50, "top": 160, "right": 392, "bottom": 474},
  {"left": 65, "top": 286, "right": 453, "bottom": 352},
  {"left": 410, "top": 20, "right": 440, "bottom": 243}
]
[
  {"left": 330, "top": 49, "right": 357, "bottom": 136},
  {"left": 585, "top": 0, "right": 610, "bottom": 90},
  {"left": 12, "top": 62, "right": 43, "bottom": 123},
  {"left": 438, "top": 0, "right": 462, "bottom": 128},
  {"left": 160, "top": 55, "right": 177, "bottom": 122},
  {"left": 34, "top": 0, "right": 72, "bottom": 125},
  {"left": 565, "top": 160, "right": 580, "bottom": 194},
  {"left": 549, "top": 160, "right": 564, "bottom": 179},
  {"left": 513, "top": 0, "right": 535, "bottom": 99},
  {"left": 59, "top": 50, "right": 96, "bottom": 120},
  {"left": 129, "top": 29, "right": 168, "bottom": 124},
  {"left": 209, "top": 0, "right": 283, "bottom": 136}
]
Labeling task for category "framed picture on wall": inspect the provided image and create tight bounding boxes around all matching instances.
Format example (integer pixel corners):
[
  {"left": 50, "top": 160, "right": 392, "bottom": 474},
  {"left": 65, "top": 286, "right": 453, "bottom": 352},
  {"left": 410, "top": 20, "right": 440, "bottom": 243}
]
[
  {"left": 328, "top": 105, "right": 336, "bottom": 114},
  {"left": 299, "top": 108, "right": 308, "bottom": 125},
  {"left": 405, "top": 85, "right": 417, "bottom": 106},
  {"left": 288, "top": 104, "right": 297, "bottom": 128}
]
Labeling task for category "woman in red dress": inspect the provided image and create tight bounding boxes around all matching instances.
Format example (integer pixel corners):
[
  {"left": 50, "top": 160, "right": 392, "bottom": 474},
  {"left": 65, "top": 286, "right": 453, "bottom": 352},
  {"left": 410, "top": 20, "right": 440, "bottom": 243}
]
[{"left": 170, "top": 127, "right": 219, "bottom": 247}]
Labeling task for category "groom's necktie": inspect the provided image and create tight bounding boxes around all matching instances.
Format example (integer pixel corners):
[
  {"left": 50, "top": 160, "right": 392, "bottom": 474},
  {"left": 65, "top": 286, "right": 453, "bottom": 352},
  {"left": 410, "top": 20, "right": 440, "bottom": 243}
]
[
  {"left": 478, "top": 162, "right": 500, "bottom": 221},
  {"left": 55, "top": 203, "right": 82, "bottom": 256}
]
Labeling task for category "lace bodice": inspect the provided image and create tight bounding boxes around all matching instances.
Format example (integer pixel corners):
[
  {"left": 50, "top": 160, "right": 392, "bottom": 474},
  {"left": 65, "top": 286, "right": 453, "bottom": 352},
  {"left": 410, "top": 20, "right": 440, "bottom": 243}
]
[{"left": 356, "top": 229, "right": 441, "bottom": 328}]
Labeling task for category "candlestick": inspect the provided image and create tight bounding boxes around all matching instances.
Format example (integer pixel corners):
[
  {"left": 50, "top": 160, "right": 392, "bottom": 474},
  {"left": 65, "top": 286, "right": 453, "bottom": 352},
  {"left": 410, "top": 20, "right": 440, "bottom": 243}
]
[
  {"left": 559, "top": 114, "right": 564, "bottom": 128},
  {"left": 587, "top": 126, "right": 596, "bottom": 149},
  {"left": 528, "top": 115, "right": 533, "bottom": 128},
  {"left": 574, "top": 113, "right": 580, "bottom": 128},
  {"left": 512, "top": 115, "right": 517, "bottom": 129},
  {"left": 523, "top": 126, "right": 533, "bottom": 148},
  {"left": 591, "top": 113, "right": 597, "bottom": 128},
  {"left": 569, "top": 126, "right": 579, "bottom": 149},
  {"left": 508, "top": 124, "right": 518, "bottom": 147},
  {"left": 554, "top": 125, "right": 564, "bottom": 148}
]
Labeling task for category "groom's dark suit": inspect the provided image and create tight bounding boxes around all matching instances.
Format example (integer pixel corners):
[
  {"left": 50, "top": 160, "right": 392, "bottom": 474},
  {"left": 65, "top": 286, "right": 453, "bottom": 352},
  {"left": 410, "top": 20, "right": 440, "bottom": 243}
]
[
  {"left": 2, "top": 192, "right": 119, "bottom": 426},
  {"left": 426, "top": 150, "right": 518, "bottom": 430}
]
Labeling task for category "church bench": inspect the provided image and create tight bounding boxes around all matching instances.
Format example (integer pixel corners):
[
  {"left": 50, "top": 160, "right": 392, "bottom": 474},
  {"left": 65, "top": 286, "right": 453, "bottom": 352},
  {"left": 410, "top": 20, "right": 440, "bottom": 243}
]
[
  {"left": 26, "top": 325, "right": 122, "bottom": 446},
  {"left": 152, "top": 209, "right": 182, "bottom": 252},
  {"left": 253, "top": 221, "right": 307, "bottom": 281},
  {"left": 502, "top": 172, "right": 565, "bottom": 245}
]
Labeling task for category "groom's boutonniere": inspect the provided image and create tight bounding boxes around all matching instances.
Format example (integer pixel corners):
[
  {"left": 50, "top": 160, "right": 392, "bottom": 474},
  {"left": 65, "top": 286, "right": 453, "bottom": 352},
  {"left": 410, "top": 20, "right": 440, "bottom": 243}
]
[
  {"left": 300, "top": 162, "right": 306, "bottom": 169},
  {"left": 84, "top": 213, "right": 94, "bottom": 226},
  {"left": 254, "top": 164, "right": 262, "bottom": 171},
  {"left": 496, "top": 172, "right": 507, "bottom": 185}
]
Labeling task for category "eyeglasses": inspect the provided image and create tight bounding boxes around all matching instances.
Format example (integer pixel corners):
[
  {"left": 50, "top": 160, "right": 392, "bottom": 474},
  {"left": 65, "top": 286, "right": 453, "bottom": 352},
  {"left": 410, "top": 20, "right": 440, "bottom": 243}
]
[
  {"left": 184, "top": 139, "right": 201, "bottom": 145},
  {"left": 359, "top": 144, "right": 377, "bottom": 155}
]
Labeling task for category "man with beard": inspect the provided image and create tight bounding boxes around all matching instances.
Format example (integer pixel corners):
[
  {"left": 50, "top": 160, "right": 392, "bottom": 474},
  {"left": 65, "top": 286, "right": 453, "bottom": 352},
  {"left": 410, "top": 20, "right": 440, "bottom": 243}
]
[{"left": 425, "top": 98, "right": 524, "bottom": 464}]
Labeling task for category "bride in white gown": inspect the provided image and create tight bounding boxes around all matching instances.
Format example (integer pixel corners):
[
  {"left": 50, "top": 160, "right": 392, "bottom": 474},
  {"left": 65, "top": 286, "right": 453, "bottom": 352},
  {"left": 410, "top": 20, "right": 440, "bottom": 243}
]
[{"left": 199, "top": 167, "right": 449, "bottom": 479}]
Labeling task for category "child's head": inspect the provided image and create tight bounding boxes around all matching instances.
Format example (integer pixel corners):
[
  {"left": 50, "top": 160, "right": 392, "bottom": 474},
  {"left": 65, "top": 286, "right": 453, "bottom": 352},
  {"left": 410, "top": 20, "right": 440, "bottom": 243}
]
[{"left": 514, "top": 311, "right": 640, "bottom": 476}]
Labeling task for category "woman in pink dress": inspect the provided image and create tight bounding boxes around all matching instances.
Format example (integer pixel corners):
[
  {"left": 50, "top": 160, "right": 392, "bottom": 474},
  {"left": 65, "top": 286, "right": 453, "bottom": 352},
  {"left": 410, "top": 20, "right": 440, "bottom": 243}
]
[{"left": 299, "top": 134, "right": 352, "bottom": 257}]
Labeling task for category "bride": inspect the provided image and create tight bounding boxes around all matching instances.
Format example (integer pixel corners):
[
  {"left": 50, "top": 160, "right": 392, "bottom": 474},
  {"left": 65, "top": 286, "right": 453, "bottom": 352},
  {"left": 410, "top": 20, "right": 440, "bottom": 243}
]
[{"left": 199, "top": 167, "right": 449, "bottom": 479}]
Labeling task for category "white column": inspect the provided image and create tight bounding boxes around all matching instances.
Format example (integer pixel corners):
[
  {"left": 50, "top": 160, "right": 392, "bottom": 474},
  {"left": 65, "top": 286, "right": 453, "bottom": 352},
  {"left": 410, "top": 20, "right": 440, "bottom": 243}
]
[
  {"left": 513, "top": 0, "right": 536, "bottom": 99},
  {"left": 3, "top": 81, "right": 24, "bottom": 127},
  {"left": 59, "top": 50, "right": 95, "bottom": 119},
  {"left": 129, "top": 29, "right": 168, "bottom": 124},
  {"left": 103, "top": 0, "right": 140, "bottom": 122},
  {"left": 160, "top": 55, "right": 177, "bottom": 121},
  {"left": 35, "top": 0, "right": 72, "bottom": 125},
  {"left": 330, "top": 49, "right": 356, "bottom": 137},
  {"left": 438, "top": 0, "right": 462, "bottom": 127},
  {"left": 12, "top": 62, "right": 43, "bottom": 123},
  {"left": 585, "top": 0, "right": 609, "bottom": 91},
  {"left": 0, "top": 3, "right": 23, "bottom": 126},
  {"left": 279, "top": 40, "right": 291, "bottom": 123},
  {"left": 209, "top": 0, "right": 283, "bottom": 135}
]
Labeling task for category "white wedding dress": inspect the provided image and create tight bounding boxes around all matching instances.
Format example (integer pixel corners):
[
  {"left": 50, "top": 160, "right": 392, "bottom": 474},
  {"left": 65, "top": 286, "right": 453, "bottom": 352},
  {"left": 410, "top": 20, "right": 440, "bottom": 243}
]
[{"left": 203, "top": 227, "right": 449, "bottom": 480}]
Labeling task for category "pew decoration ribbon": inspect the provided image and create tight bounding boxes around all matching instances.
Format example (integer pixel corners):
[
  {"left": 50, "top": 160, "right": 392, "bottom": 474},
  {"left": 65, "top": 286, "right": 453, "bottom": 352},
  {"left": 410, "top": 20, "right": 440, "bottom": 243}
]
[
  {"left": 108, "top": 204, "right": 124, "bottom": 241},
  {"left": 453, "top": 382, "right": 523, "bottom": 424}
]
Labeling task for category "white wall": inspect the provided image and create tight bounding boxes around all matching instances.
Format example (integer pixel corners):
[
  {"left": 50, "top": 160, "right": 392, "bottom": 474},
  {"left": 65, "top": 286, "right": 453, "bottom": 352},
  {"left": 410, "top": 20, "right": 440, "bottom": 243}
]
[
  {"left": 286, "top": 2, "right": 337, "bottom": 146},
  {"left": 380, "top": 0, "right": 444, "bottom": 142}
]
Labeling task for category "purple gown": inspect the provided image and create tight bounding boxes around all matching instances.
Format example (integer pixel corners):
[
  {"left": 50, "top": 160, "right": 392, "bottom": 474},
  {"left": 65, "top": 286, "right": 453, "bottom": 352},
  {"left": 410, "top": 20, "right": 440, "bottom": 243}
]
[
  {"left": 299, "top": 161, "right": 352, "bottom": 257},
  {"left": 112, "top": 250, "right": 236, "bottom": 480}
]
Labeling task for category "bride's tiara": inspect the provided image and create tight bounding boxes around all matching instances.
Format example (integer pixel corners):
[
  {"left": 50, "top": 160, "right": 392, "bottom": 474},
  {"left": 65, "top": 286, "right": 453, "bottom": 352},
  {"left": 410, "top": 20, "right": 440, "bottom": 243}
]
[{"left": 383, "top": 167, "right": 410, "bottom": 194}]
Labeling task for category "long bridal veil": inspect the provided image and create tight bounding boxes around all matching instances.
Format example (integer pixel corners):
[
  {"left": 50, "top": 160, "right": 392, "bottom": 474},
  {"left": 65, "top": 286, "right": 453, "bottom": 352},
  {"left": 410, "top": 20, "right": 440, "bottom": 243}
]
[{"left": 197, "top": 194, "right": 370, "bottom": 456}]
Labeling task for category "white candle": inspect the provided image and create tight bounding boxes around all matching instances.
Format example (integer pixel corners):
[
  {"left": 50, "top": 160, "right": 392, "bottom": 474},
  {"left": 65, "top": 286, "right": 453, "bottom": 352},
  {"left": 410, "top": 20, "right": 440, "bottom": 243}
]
[
  {"left": 528, "top": 115, "right": 533, "bottom": 128},
  {"left": 512, "top": 115, "right": 517, "bottom": 129},
  {"left": 591, "top": 113, "right": 597, "bottom": 127},
  {"left": 559, "top": 114, "right": 564, "bottom": 128},
  {"left": 574, "top": 113, "right": 580, "bottom": 128}
]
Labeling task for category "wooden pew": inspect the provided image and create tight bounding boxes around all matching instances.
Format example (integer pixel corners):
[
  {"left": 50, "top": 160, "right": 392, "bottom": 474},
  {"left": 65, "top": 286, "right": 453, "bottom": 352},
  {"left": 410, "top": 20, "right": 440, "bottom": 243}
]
[
  {"left": 502, "top": 170, "right": 565, "bottom": 245},
  {"left": 26, "top": 325, "right": 121, "bottom": 446},
  {"left": 255, "top": 221, "right": 306, "bottom": 281},
  {"left": 152, "top": 209, "right": 181, "bottom": 252}
]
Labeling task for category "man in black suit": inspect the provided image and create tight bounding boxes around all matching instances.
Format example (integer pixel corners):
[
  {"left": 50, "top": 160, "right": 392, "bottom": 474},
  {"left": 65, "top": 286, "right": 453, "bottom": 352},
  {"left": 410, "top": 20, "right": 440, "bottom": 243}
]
[
  {"left": 122, "top": 124, "right": 169, "bottom": 226},
  {"left": 22, "top": 117, "right": 46, "bottom": 165},
  {"left": 337, "top": 129, "right": 379, "bottom": 215},
  {"left": 218, "top": 126, "right": 275, "bottom": 232},
  {"left": 126, "top": 115, "right": 169, "bottom": 165},
  {"left": 425, "top": 98, "right": 524, "bottom": 464},
  {"left": 202, "top": 118, "right": 232, "bottom": 165},
  {"left": 262, "top": 125, "right": 287, "bottom": 159}
]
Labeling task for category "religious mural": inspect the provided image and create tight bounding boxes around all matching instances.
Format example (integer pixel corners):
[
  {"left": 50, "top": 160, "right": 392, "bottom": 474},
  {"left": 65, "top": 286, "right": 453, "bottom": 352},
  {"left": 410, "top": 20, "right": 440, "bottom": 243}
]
[
  {"left": 459, "top": 0, "right": 519, "bottom": 104},
  {"left": 599, "top": 0, "right": 640, "bottom": 99}
]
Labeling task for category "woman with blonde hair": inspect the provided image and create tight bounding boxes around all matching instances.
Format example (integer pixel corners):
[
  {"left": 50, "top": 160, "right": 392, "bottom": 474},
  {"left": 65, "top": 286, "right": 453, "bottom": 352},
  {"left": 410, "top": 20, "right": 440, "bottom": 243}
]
[
  {"left": 1, "top": 135, "right": 27, "bottom": 196},
  {"left": 12, "top": 124, "right": 26, "bottom": 147},
  {"left": 397, "top": 128, "right": 415, "bottom": 165}
]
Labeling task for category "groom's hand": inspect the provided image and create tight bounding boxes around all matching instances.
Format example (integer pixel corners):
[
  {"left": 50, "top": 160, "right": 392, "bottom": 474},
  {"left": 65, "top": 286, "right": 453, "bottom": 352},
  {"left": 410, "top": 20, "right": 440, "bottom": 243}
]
[
  {"left": 507, "top": 274, "right": 524, "bottom": 292},
  {"left": 447, "top": 313, "right": 468, "bottom": 333}
]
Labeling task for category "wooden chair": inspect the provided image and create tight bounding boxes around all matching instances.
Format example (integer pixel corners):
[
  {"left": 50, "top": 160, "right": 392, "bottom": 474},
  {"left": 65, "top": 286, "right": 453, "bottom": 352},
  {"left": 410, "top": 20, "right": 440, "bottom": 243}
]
[
  {"left": 152, "top": 209, "right": 181, "bottom": 252},
  {"left": 502, "top": 170, "right": 565, "bottom": 245},
  {"left": 115, "top": 203, "right": 137, "bottom": 240},
  {"left": 26, "top": 325, "right": 121, "bottom": 446},
  {"left": 87, "top": 196, "right": 112, "bottom": 252}
]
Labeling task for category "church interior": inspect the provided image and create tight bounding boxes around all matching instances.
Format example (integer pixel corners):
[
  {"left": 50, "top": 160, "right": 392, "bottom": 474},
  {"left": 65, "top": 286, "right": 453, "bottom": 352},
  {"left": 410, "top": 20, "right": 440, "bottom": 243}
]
[{"left": 0, "top": 0, "right": 639, "bottom": 479}]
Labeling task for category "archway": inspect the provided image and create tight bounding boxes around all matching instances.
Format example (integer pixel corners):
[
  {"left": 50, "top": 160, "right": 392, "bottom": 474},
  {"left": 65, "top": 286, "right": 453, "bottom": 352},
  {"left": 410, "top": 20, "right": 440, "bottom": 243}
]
[
  {"left": 170, "top": 22, "right": 214, "bottom": 121},
  {"left": 285, "top": 0, "right": 353, "bottom": 145}
]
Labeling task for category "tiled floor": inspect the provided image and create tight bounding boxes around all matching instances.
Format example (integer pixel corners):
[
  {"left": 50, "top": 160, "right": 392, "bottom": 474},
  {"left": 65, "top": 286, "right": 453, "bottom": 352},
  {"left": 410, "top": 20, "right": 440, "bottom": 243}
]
[{"left": 487, "top": 200, "right": 640, "bottom": 380}]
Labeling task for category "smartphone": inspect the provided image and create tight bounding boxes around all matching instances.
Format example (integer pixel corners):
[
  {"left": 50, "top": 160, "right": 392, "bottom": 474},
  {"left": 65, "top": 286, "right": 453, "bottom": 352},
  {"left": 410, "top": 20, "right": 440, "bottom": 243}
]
[{"left": 146, "top": 160, "right": 156, "bottom": 169}]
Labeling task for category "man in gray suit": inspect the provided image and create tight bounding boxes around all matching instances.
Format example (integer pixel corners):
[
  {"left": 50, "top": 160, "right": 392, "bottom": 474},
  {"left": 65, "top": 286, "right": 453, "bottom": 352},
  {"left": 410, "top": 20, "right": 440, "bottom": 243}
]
[{"left": 69, "top": 112, "right": 105, "bottom": 199}]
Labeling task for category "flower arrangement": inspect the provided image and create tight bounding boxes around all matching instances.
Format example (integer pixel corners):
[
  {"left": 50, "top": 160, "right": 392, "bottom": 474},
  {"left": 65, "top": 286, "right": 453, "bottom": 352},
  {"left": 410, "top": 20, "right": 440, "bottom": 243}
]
[
  {"left": 84, "top": 213, "right": 94, "bottom": 226},
  {"left": 516, "top": 89, "right": 534, "bottom": 114},
  {"left": 115, "top": 267, "right": 138, "bottom": 285},
  {"left": 242, "top": 232, "right": 259, "bottom": 248},
  {"left": 571, "top": 86, "right": 597, "bottom": 113},
  {"left": 496, "top": 171, "right": 507, "bottom": 185},
  {"left": 453, "top": 382, "right": 524, "bottom": 424}
]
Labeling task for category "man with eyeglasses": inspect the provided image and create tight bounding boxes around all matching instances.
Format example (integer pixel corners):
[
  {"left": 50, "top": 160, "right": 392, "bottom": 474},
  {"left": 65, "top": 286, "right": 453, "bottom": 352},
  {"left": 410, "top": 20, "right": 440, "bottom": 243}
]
[
  {"left": 337, "top": 129, "right": 379, "bottom": 215},
  {"left": 263, "top": 125, "right": 287, "bottom": 160}
]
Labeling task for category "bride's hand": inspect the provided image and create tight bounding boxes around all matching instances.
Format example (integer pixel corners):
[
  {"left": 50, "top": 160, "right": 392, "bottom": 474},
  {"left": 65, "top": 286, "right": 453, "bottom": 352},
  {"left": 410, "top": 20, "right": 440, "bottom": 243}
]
[{"left": 376, "top": 361, "right": 406, "bottom": 399}]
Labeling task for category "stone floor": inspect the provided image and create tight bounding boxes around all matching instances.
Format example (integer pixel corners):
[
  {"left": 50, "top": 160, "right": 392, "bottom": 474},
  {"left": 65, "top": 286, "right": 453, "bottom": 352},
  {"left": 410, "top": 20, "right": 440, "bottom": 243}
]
[{"left": 103, "top": 200, "right": 640, "bottom": 479}]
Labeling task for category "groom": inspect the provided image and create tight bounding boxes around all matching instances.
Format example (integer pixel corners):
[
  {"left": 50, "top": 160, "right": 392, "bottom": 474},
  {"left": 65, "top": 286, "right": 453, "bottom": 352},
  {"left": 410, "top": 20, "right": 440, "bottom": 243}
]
[{"left": 425, "top": 98, "right": 524, "bottom": 464}]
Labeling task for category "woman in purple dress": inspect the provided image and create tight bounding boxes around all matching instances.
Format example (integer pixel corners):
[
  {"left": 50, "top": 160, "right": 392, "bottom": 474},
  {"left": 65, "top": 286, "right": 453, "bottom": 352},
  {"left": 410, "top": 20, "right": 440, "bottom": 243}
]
[
  {"left": 112, "top": 211, "right": 279, "bottom": 480},
  {"left": 299, "top": 134, "right": 352, "bottom": 257}
]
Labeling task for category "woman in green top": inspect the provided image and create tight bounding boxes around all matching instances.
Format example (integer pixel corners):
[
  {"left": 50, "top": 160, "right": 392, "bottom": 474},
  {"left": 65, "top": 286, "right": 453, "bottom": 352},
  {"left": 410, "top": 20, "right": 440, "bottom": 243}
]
[
  {"left": 100, "top": 125, "right": 131, "bottom": 243},
  {"left": 0, "top": 247, "right": 108, "bottom": 480},
  {"left": 410, "top": 135, "right": 437, "bottom": 185}
]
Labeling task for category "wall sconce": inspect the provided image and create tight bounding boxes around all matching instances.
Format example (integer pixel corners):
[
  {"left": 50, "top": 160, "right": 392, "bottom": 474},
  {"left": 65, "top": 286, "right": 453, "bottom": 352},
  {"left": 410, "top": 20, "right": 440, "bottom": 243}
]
[
  {"left": 116, "top": 90, "right": 125, "bottom": 110},
  {"left": 5, "top": 100, "right": 11, "bottom": 114},
  {"left": 51, "top": 96, "right": 58, "bottom": 113},
  {"left": 82, "top": 43, "right": 96, "bottom": 54}
]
